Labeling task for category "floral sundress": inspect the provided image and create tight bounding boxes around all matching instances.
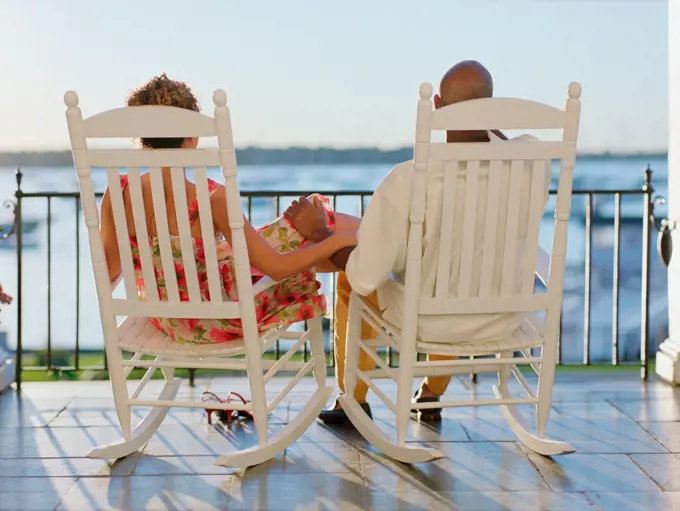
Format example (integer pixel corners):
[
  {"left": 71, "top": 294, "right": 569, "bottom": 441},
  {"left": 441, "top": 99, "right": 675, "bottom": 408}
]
[{"left": 118, "top": 176, "right": 335, "bottom": 344}]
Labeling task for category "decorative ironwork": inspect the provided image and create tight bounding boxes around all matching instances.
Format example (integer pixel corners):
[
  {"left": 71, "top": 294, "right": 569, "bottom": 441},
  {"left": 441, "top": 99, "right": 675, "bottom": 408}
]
[
  {"left": 650, "top": 195, "right": 677, "bottom": 268},
  {"left": 0, "top": 199, "right": 17, "bottom": 240}
]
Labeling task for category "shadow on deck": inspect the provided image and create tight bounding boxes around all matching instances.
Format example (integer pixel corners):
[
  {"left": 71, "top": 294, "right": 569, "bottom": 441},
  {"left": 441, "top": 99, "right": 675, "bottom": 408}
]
[{"left": 1, "top": 371, "right": 679, "bottom": 510}]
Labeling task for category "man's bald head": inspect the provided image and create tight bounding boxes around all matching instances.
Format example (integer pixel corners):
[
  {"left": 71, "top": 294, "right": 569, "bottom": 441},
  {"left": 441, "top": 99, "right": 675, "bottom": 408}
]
[{"left": 438, "top": 60, "right": 493, "bottom": 106}]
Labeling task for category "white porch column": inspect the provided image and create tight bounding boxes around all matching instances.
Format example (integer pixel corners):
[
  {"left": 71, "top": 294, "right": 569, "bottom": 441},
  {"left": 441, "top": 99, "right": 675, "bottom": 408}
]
[{"left": 656, "top": 0, "right": 680, "bottom": 384}]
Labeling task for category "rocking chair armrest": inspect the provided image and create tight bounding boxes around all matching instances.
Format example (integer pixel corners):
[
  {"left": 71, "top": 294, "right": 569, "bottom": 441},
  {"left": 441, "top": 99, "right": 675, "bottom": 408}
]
[{"left": 535, "top": 247, "right": 550, "bottom": 287}]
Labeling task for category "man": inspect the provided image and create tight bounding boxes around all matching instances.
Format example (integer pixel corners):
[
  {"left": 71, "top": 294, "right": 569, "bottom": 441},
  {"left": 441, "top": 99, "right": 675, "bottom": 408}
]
[{"left": 285, "top": 60, "right": 550, "bottom": 425}]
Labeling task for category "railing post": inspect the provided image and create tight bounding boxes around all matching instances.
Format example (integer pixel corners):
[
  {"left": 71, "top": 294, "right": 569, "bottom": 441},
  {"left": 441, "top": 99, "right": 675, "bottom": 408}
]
[
  {"left": 14, "top": 167, "right": 23, "bottom": 391},
  {"left": 75, "top": 199, "right": 81, "bottom": 371},
  {"left": 641, "top": 166, "right": 653, "bottom": 381},
  {"left": 612, "top": 193, "right": 622, "bottom": 365},
  {"left": 584, "top": 193, "right": 593, "bottom": 366},
  {"left": 46, "top": 196, "right": 52, "bottom": 370},
  {"left": 274, "top": 195, "right": 281, "bottom": 362}
]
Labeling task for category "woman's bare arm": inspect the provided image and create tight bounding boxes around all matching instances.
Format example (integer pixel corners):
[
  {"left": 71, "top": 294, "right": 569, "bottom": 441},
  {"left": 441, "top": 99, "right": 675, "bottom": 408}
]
[
  {"left": 100, "top": 190, "right": 123, "bottom": 287},
  {"left": 210, "top": 188, "right": 354, "bottom": 281}
]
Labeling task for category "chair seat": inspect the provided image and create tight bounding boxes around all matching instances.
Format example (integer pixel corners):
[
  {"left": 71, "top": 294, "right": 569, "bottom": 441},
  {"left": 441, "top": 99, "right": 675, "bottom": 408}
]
[
  {"left": 417, "top": 315, "right": 544, "bottom": 356},
  {"left": 116, "top": 316, "right": 279, "bottom": 358},
  {"left": 356, "top": 295, "right": 544, "bottom": 357}
]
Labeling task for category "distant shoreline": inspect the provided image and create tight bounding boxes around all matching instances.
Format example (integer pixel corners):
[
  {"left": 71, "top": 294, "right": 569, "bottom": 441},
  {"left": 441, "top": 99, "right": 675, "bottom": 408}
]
[{"left": 0, "top": 147, "right": 668, "bottom": 168}]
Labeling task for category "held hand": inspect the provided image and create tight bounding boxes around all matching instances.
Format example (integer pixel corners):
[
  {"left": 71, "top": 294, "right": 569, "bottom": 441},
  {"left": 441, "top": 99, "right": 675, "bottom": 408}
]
[{"left": 283, "top": 196, "right": 331, "bottom": 242}]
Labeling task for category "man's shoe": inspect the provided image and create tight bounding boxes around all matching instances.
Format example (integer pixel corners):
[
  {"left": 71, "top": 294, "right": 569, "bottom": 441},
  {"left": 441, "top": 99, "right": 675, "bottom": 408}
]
[
  {"left": 411, "top": 390, "right": 442, "bottom": 422},
  {"left": 318, "top": 397, "right": 372, "bottom": 425}
]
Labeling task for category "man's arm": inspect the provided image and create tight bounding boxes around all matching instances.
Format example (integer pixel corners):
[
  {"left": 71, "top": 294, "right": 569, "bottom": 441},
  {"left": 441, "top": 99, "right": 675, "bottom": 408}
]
[
  {"left": 288, "top": 163, "right": 409, "bottom": 295},
  {"left": 100, "top": 190, "right": 123, "bottom": 286},
  {"left": 344, "top": 191, "right": 408, "bottom": 295},
  {"left": 306, "top": 187, "right": 406, "bottom": 295},
  {"left": 305, "top": 228, "right": 354, "bottom": 271},
  {"left": 329, "top": 246, "right": 354, "bottom": 271}
]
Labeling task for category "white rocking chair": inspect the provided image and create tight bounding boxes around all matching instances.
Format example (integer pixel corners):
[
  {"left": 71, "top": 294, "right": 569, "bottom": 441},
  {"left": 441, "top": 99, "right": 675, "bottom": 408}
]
[
  {"left": 339, "top": 82, "right": 582, "bottom": 463},
  {"left": 64, "top": 89, "right": 332, "bottom": 468}
]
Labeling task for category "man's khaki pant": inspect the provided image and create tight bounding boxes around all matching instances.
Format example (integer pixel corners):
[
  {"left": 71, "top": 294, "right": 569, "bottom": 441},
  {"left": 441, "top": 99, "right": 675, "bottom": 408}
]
[{"left": 333, "top": 272, "right": 454, "bottom": 402}]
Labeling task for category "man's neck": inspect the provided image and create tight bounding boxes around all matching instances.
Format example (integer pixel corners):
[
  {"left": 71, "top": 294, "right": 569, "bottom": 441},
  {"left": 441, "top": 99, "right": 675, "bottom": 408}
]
[
  {"left": 445, "top": 129, "right": 507, "bottom": 143},
  {"left": 445, "top": 130, "right": 490, "bottom": 143}
]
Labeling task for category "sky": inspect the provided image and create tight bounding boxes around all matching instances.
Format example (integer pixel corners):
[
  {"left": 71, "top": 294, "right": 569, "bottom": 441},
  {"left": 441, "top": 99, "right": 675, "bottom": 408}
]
[{"left": 0, "top": 0, "right": 669, "bottom": 153}]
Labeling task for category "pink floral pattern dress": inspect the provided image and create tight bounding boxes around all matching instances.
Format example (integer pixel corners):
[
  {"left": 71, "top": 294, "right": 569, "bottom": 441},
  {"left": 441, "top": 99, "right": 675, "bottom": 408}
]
[{"left": 118, "top": 176, "right": 334, "bottom": 344}]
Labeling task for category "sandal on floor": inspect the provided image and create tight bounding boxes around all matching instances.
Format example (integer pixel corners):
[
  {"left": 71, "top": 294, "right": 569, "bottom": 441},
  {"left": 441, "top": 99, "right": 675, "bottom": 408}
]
[{"left": 201, "top": 391, "right": 254, "bottom": 425}]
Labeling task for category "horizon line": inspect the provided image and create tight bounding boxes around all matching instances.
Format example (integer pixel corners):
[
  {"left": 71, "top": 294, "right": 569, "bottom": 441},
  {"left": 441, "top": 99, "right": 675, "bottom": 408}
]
[{"left": 0, "top": 146, "right": 669, "bottom": 157}]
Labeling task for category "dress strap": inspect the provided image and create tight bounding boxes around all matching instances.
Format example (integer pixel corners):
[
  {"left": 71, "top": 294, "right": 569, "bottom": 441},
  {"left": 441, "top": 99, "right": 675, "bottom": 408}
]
[{"left": 188, "top": 178, "right": 221, "bottom": 225}]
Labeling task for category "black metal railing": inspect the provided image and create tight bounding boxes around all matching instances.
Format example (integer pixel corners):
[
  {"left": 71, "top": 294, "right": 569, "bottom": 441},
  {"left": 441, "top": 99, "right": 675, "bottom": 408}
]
[{"left": 0, "top": 166, "right": 666, "bottom": 389}]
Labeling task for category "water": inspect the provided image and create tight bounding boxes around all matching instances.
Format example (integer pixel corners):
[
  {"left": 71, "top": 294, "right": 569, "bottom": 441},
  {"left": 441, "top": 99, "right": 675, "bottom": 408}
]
[{"left": 0, "top": 157, "right": 669, "bottom": 364}]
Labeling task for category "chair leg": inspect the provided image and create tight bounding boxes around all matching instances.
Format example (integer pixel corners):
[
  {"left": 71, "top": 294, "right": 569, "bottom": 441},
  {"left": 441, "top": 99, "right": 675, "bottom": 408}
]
[
  {"left": 215, "top": 322, "right": 334, "bottom": 468},
  {"left": 497, "top": 351, "right": 512, "bottom": 391},
  {"left": 493, "top": 384, "right": 574, "bottom": 456},
  {"left": 249, "top": 381, "right": 269, "bottom": 449},
  {"left": 309, "top": 317, "right": 326, "bottom": 390},
  {"left": 161, "top": 366, "right": 175, "bottom": 383},
  {"left": 107, "top": 349, "right": 132, "bottom": 440},
  {"left": 491, "top": 332, "right": 574, "bottom": 457},
  {"left": 339, "top": 295, "right": 443, "bottom": 464},
  {"left": 88, "top": 376, "right": 180, "bottom": 460},
  {"left": 395, "top": 333, "right": 417, "bottom": 447},
  {"left": 536, "top": 345, "right": 556, "bottom": 438},
  {"left": 242, "top": 327, "right": 269, "bottom": 448},
  {"left": 340, "top": 395, "right": 443, "bottom": 464},
  {"left": 215, "top": 384, "right": 333, "bottom": 468}
]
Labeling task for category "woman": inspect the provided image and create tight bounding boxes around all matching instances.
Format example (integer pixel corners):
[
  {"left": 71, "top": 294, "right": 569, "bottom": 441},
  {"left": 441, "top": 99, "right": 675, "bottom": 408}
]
[{"left": 100, "top": 73, "right": 358, "bottom": 345}]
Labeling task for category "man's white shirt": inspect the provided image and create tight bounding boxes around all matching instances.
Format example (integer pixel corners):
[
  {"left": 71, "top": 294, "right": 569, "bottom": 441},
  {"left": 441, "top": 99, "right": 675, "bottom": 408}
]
[{"left": 345, "top": 134, "right": 551, "bottom": 343}]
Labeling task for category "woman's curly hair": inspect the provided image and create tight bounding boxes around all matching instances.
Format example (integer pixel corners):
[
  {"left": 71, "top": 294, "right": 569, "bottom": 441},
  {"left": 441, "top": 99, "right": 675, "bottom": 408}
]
[{"left": 126, "top": 73, "right": 200, "bottom": 149}]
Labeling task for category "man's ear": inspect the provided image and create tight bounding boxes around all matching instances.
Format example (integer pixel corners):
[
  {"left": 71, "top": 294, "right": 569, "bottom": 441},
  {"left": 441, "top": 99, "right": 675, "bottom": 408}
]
[{"left": 433, "top": 94, "right": 442, "bottom": 109}]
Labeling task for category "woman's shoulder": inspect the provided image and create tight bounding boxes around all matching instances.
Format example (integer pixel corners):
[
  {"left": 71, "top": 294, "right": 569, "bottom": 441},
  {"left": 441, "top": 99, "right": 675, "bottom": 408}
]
[{"left": 101, "top": 174, "right": 129, "bottom": 198}]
